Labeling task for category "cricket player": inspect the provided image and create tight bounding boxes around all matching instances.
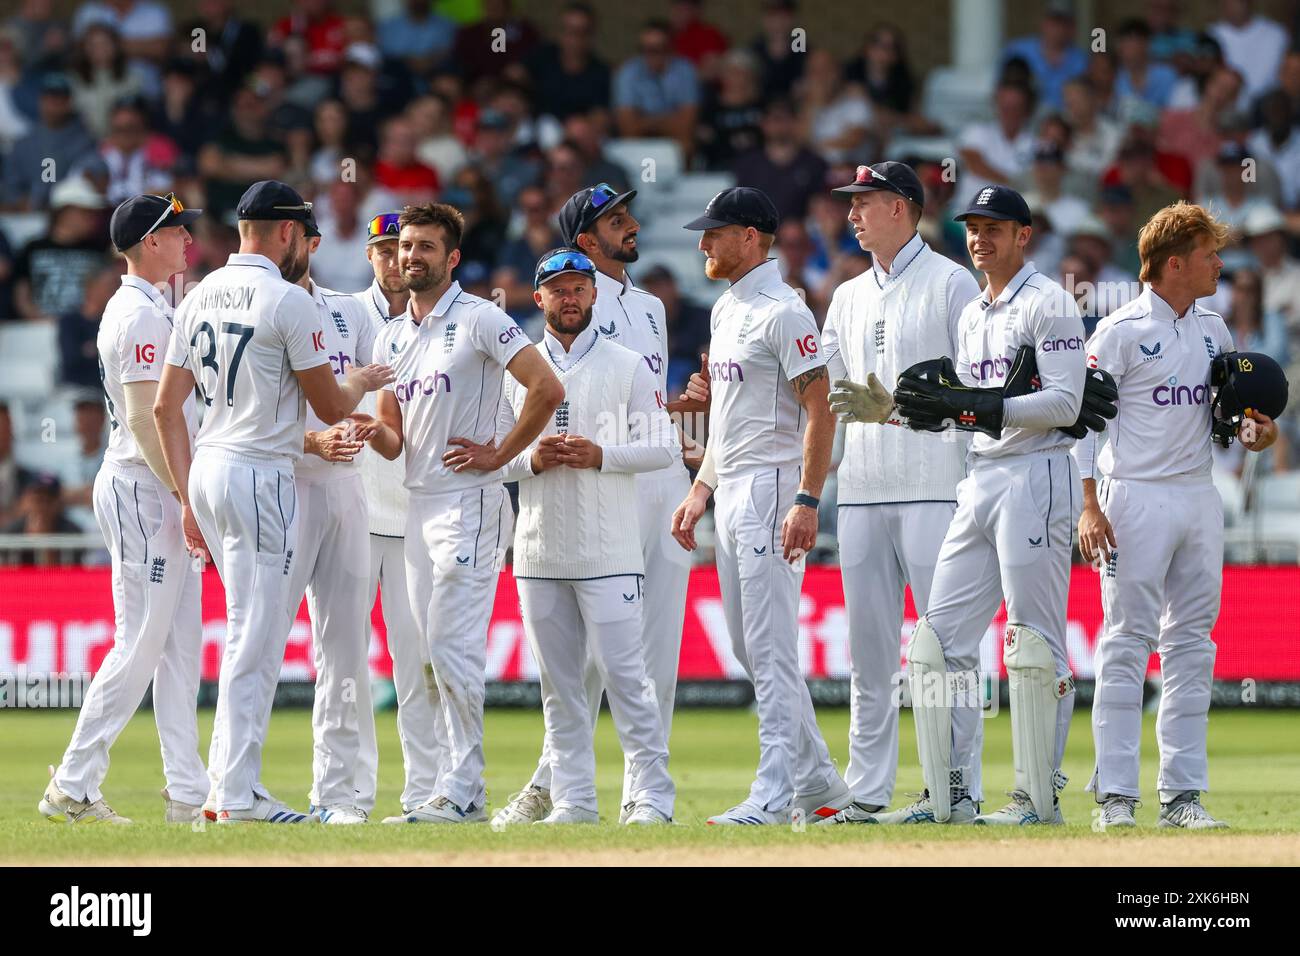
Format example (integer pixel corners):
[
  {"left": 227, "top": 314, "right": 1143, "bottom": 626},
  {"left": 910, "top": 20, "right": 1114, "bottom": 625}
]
[
  {"left": 890, "top": 184, "right": 1110, "bottom": 826},
  {"left": 495, "top": 184, "right": 693, "bottom": 825},
  {"left": 672, "top": 187, "right": 852, "bottom": 824},
  {"left": 154, "top": 180, "right": 393, "bottom": 824},
  {"left": 40, "top": 193, "right": 207, "bottom": 825},
  {"left": 498, "top": 248, "right": 677, "bottom": 824},
  {"left": 813, "top": 163, "right": 982, "bottom": 824},
  {"left": 1077, "top": 202, "right": 1279, "bottom": 829},
  {"left": 366, "top": 203, "right": 564, "bottom": 824},
  {"left": 352, "top": 211, "right": 443, "bottom": 820},
  {"left": 281, "top": 209, "right": 379, "bottom": 825}
]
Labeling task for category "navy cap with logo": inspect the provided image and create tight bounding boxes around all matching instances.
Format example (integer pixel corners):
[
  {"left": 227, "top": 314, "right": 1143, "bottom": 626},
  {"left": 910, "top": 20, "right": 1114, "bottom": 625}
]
[
  {"left": 682, "top": 186, "right": 779, "bottom": 233},
  {"left": 110, "top": 192, "right": 202, "bottom": 252},
  {"left": 236, "top": 180, "right": 315, "bottom": 226},
  {"left": 953, "top": 184, "right": 1033, "bottom": 227},
  {"left": 557, "top": 183, "right": 637, "bottom": 247},
  {"left": 534, "top": 247, "right": 597, "bottom": 289},
  {"left": 831, "top": 161, "right": 924, "bottom": 206}
]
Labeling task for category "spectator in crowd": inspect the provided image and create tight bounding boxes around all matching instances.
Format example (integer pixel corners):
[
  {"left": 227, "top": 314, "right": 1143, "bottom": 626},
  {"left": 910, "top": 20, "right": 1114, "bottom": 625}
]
[
  {"left": 0, "top": 31, "right": 31, "bottom": 154},
  {"left": 269, "top": 0, "right": 348, "bottom": 77},
  {"left": 373, "top": 114, "right": 440, "bottom": 205},
  {"left": 1060, "top": 77, "right": 1120, "bottom": 199},
  {"left": 182, "top": 0, "right": 263, "bottom": 107},
  {"left": 640, "top": 264, "right": 710, "bottom": 397},
  {"left": 798, "top": 48, "right": 874, "bottom": 166},
  {"left": 1067, "top": 215, "right": 1138, "bottom": 319},
  {"left": 1158, "top": 63, "right": 1242, "bottom": 171},
  {"left": 249, "top": 53, "right": 316, "bottom": 138},
  {"left": 1248, "top": 90, "right": 1300, "bottom": 209},
  {"left": 490, "top": 183, "right": 562, "bottom": 326},
  {"left": 309, "top": 98, "right": 352, "bottom": 187},
  {"left": 196, "top": 83, "right": 288, "bottom": 219},
  {"left": 1226, "top": 267, "right": 1289, "bottom": 364},
  {"left": 1000, "top": 2, "right": 1087, "bottom": 112},
  {"left": 0, "top": 73, "right": 97, "bottom": 211},
  {"left": 1242, "top": 205, "right": 1300, "bottom": 348},
  {"left": 97, "top": 98, "right": 173, "bottom": 205},
  {"left": 561, "top": 113, "right": 629, "bottom": 193},
  {"left": 669, "top": 0, "right": 728, "bottom": 80},
  {"left": 377, "top": 0, "right": 455, "bottom": 78},
  {"left": 470, "top": 108, "right": 539, "bottom": 210},
  {"left": 61, "top": 394, "right": 106, "bottom": 531},
  {"left": 845, "top": 24, "right": 917, "bottom": 120},
  {"left": 1113, "top": 18, "right": 1180, "bottom": 111},
  {"left": 775, "top": 217, "right": 827, "bottom": 318},
  {"left": 408, "top": 93, "right": 469, "bottom": 186},
  {"left": 71, "top": 0, "right": 171, "bottom": 96},
  {"left": 1026, "top": 140, "right": 1089, "bottom": 238},
  {"left": 1097, "top": 183, "right": 1143, "bottom": 276},
  {"left": 526, "top": 2, "right": 610, "bottom": 123},
  {"left": 956, "top": 79, "right": 1036, "bottom": 200},
  {"left": 1024, "top": 202, "right": 1066, "bottom": 279},
  {"left": 732, "top": 98, "right": 827, "bottom": 223},
  {"left": 1147, "top": 0, "right": 1199, "bottom": 63},
  {"left": 309, "top": 177, "right": 376, "bottom": 293},
  {"left": 6, "top": 0, "right": 71, "bottom": 75},
  {"left": 1103, "top": 132, "right": 1185, "bottom": 224},
  {"left": 1059, "top": 248, "right": 1102, "bottom": 335},
  {"left": 1273, "top": 51, "right": 1300, "bottom": 127},
  {"left": 187, "top": 216, "right": 239, "bottom": 283},
  {"left": 453, "top": 0, "right": 539, "bottom": 85},
  {"left": 67, "top": 23, "right": 141, "bottom": 140},
  {"left": 151, "top": 58, "right": 216, "bottom": 163},
  {"left": 696, "top": 48, "right": 763, "bottom": 170},
  {"left": 0, "top": 228, "right": 15, "bottom": 321},
  {"left": 447, "top": 164, "right": 508, "bottom": 293},
  {"left": 1208, "top": 0, "right": 1288, "bottom": 104},
  {"left": 1085, "top": 49, "right": 1118, "bottom": 110},
  {"left": 1, "top": 472, "right": 84, "bottom": 565},
  {"left": 57, "top": 262, "right": 119, "bottom": 391},
  {"left": 805, "top": 189, "right": 862, "bottom": 292},
  {"left": 485, "top": 82, "right": 541, "bottom": 152},
  {"left": 1166, "top": 30, "right": 1225, "bottom": 109},
  {"left": 0, "top": 402, "right": 39, "bottom": 527},
  {"left": 613, "top": 19, "right": 698, "bottom": 159},
  {"left": 1196, "top": 141, "right": 1271, "bottom": 268},
  {"left": 540, "top": 139, "right": 587, "bottom": 211},
  {"left": 751, "top": 0, "right": 804, "bottom": 101},
  {"left": 336, "top": 43, "right": 392, "bottom": 151},
  {"left": 13, "top": 176, "right": 109, "bottom": 320}
]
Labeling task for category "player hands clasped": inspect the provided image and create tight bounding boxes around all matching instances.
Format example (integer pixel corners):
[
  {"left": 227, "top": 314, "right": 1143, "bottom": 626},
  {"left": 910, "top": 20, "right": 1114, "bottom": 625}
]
[
  {"left": 888, "top": 184, "right": 1114, "bottom": 826},
  {"left": 493, "top": 249, "right": 677, "bottom": 825},
  {"left": 363, "top": 204, "right": 563, "bottom": 824},
  {"left": 153, "top": 181, "right": 393, "bottom": 825},
  {"left": 672, "top": 187, "right": 853, "bottom": 825},
  {"left": 1074, "top": 202, "right": 1284, "bottom": 830}
]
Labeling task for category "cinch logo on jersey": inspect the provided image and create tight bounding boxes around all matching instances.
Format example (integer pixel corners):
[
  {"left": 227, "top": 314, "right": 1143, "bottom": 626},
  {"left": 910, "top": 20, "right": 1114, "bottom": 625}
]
[
  {"left": 1041, "top": 336, "right": 1084, "bottom": 352},
  {"left": 645, "top": 352, "right": 663, "bottom": 375},
  {"left": 395, "top": 371, "right": 452, "bottom": 402},
  {"left": 197, "top": 285, "right": 255, "bottom": 310},
  {"left": 498, "top": 324, "right": 524, "bottom": 345},
  {"left": 710, "top": 359, "right": 744, "bottom": 382},
  {"left": 971, "top": 354, "right": 1015, "bottom": 382},
  {"left": 329, "top": 351, "right": 354, "bottom": 376},
  {"left": 1153, "top": 376, "right": 1211, "bottom": 406}
]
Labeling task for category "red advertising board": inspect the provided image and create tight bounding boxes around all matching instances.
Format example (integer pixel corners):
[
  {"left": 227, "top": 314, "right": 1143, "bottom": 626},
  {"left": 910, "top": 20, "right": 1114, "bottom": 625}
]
[{"left": 1, "top": 565, "right": 1297, "bottom": 682}]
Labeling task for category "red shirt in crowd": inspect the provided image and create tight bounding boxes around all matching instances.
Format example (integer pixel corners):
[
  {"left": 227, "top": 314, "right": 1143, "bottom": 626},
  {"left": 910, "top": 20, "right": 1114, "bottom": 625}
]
[
  {"left": 269, "top": 13, "right": 349, "bottom": 75},
  {"left": 374, "top": 160, "right": 441, "bottom": 198},
  {"left": 673, "top": 19, "right": 729, "bottom": 65}
]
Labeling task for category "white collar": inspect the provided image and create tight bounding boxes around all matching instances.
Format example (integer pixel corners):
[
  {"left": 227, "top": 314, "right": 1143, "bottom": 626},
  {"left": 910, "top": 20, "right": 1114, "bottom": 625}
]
[
  {"left": 120, "top": 274, "right": 170, "bottom": 314},
  {"left": 1143, "top": 286, "right": 1194, "bottom": 323},
  {"left": 980, "top": 261, "right": 1039, "bottom": 309},
  {"left": 543, "top": 323, "right": 599, "bottom": 368},
  {"left": 369, "top": 279, "right": 404, "bottom": 319},
  {"left": 407, "top": 281, "right": 463, "bottom": 325},
  {"left": 872, "top": 232, "right": 924, "bottom": 284},
  {"left": 595, "top": 267, "right": 631, "bottom": 298},
  {"left": 226, "top": 252, "right": 278, "bottom": 272},
  {"left": 729, "top": 258, "right": 782, "bottom": 301}
]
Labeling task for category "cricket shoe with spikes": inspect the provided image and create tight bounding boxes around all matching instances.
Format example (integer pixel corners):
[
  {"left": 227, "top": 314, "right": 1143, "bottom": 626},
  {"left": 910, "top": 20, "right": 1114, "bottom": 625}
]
[
  {"left": 875, "top": 790, "right": 979, "bottom": 825},
  {"left": 386, "top": 795, "right": 487, "bottom": 824},
  {"left": 791, "top": 775, "right": 854, "bottom": 823},
  {"left": 623, "top": 804, "right": 672, "bottom": 825},
  {"left": 815, "top": 801, "right": 885, "bottom": 825},
  {"left": 973, "top": 790, "right": 1064, "bottom": 825},
  {"left": 316, "top": 805, "right": 368, "bottom": 825},
  {"left": 1097, "top": 795, "right": 1140, "bottom": 829},
  {"left": 534, "top": 804, "right": 599, "bottom": 824},
  {"left": 216, "top": 795, "right": 318, "bottom": 824},
  {"left": 39, "top": 778, "right": 131, "bottom": 825},
  {"left": 1158, "top": 792, "right": 1228, "bottom": 830},
  {"left": 706, "top": 801, "right": 790, "bottom": 825},
  {"left": 490, "top": 786, "right": 553, "bottom": 827},
  {"left": 161, "top": 788, "right": 202, "bottom": 823}
]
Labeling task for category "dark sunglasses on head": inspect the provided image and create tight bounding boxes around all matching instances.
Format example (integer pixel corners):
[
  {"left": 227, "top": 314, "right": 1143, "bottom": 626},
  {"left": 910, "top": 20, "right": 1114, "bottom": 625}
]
[
  {"left": 535, "top": 250, "right": 596, "bottom": 288},
  {"left": 585, "top": 183, "right": 620, "bottom": 214},
  {"left": 144, "top": 192, "right": 184, "bottom": 237}
]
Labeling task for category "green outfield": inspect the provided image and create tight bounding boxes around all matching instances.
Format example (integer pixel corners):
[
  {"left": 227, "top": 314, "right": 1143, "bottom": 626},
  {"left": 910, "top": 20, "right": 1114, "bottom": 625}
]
[{"left": 3, "top": 707, "right": 1299, "bottom": 865}]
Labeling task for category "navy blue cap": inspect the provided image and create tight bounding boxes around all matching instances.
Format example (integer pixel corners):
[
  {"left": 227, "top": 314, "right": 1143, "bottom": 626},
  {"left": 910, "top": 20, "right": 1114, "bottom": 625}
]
[
  {"left": 953, "top": 184, "right": 1033, "bottom": 226},
  {"left": 682, "top": 186, "right": 779, "bottom": 233},
  {"left": 534, "top": 247, "right": 597, "bottom": 289},
  {"left": 110, "top": 193, "right": 201, "bottom": 252},
  {"left": 40, "top": 73, "right": 72, "bottom": 95},
  {"left": 557, "top": 183, "right": 637, "bottom": 246},
  {"left": 237, "top": 180, "right": 314, "bottom": 226},
  {"left": 832, "top": 161, "right": 924, "bottom": 206}
]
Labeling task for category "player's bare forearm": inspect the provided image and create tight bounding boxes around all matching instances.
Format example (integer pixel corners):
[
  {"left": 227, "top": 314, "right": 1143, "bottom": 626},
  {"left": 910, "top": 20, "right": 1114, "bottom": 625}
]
[
  {"left": 1081, "top": 477, "right": 1100, "bottom": 511},
  {"left": 369, "top": 392, "right": 404, "bottom": 461},
  {"left": 153, "top": 366, "right": 196, "bottom": 505},
  {"left": 793, "top": 366, "right": 834, "bottom": 497}
]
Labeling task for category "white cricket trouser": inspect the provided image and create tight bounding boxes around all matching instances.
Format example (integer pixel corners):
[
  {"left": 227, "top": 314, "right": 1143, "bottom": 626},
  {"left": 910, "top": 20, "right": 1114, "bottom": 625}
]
[
  {"left": 527, "top": 468, "right": 691, "bottom": 805},
  {"left": 519, "top": 575, "right": 675, "bottom": 816},
  {"left": 404, "top": 484, "right": 511, "bottom": 812},
  {"left": 921, "top": 450, "right": 1080, "bottom": 792},
  {"left": 370, "top": 532, "right": 443, "bottom": 811},
  {"left": 190, "top": 448, "right": 299, "bottom": 811},
  {"left": 54, "top": 461, "right": 208, "bottom": 805},
  {"left": 838, "top": 500, "right": 956, "bottom": 808},
  {"left": 286, "top": 473, "right": 377, "bottom": 812},
  {"left": 1088, "top": 476, "right": 1222, "bottom": 801},
  {"left": 714, "top": 466, "right": 839, "bottom": 811}
]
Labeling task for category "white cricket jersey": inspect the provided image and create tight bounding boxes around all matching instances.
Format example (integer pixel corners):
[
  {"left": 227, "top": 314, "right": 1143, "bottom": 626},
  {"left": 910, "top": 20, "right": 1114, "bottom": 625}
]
[
  {"left": 955, "top": 261, "right": 1086, "bottom": 460},
  {"left": 706, "top": 259, "right": 825, "bottom": 481},
  {"left": 1073, "top": 288, "right": 1234, "bottom": 482},
  {"left": 165, "top": 252, "right": 328, "bottom": 467},
  {"left": 295, "top": 280, "right": 376, "bottom": 483},
  {"left": 375, "top": 280, "right": 531, "bottom": 496},
  {"left": 99, "top": 275, "right": 197, "bottom": 469},
  {"left": 822, "top": 233, "right": 980, "bottom": 504},
  {"left": 353, "top": 279, "right": 411, "bottom": 536},
  {"left": 593, "top": 268, "right": 685, "bottom": 476}
]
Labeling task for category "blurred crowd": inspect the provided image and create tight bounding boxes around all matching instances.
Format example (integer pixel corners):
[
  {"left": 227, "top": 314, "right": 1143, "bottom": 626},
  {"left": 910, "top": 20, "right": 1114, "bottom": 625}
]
[{"left": 2, "top": 0, "right": 1300, "bottom": 554}]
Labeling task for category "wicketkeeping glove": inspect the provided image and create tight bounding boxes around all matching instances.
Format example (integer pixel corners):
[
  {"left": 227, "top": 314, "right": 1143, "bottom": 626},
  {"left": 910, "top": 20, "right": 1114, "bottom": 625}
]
[
  {"left": 1059, "top": 367, "right": 1118, "bottom": 440},
  {"left": 893, "top": 357, "right": 1005, "bottom": 439},
  {"left": 828, "top": 373, "right": 894, "bottom": 423}
]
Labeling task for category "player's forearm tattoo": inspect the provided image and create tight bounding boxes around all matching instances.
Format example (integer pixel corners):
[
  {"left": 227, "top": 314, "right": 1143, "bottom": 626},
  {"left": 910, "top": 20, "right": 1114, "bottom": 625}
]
[{"left": 791, "top": 365, "right": 828, "bottom": 396}]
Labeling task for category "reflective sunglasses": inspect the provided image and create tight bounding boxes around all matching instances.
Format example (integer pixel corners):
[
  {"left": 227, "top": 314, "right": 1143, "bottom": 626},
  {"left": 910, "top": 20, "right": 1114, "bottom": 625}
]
[
  {"left": 144, "top": 192, "right": 184, "bottom": 237},
  {"left": 585, "top": 183, "right": 620, "bottom": 214},
  {"left": 367, "top": 212, "right": 402, "bottom": 239},
  {"left": 534, "top": 250, "right": 596, "bottom": 288}
]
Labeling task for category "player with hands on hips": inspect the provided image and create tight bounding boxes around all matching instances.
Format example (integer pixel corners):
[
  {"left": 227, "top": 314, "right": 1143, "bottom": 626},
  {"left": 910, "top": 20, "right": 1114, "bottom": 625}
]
[
  {"left": 672, "top": 187, "right": 853, "bottom": 825},
  {"left": 889, "top": 184, "right": 1093, "bottom": 826},
  {"left": 1075, "top": 202, "right": 1281, "bottom": 831}
]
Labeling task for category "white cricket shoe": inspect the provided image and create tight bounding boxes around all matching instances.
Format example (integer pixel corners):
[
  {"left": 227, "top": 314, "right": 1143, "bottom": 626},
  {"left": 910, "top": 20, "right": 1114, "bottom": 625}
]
[
  {"left": 215, "top": 795, "right": 317, "bottom": 824},
  {"left": 386, "top": 795, "right": 487, "bottom": 824},
  {"left": 706, "top": 801, "right": 790, "bottom": 826},
  {"left": 1097, "top": 795, "right": 1140, "bottom": 829},
  {"left": 973, "top": 790, "right": 1064, "bottom": 826},
  {"left": 1158, "top": 792, "right": 1228, "bottom": 830},
  {"left": 618, "top": 801, "right": 635, "bottom": 825},
  {"left": 534, "top": 804, "right": 599, "bottom": 825},
  {"left": 490, "top": 786, "right": 553, "bottom": 826},
  {"left": 161, "top": 788, "right": 202, "bottom": 823},
  {"left": 623, "top": 804, "right": 672, "bottom": 825},
  {"left": 815, "top": 801, "right": 885, "bottom": 825},
  {"left": 317, "top": 805, "right": 368, "bottom": 825},
  {"left": 39, "top": 780, "right": 131, "bottom": 825},
  {"left": 792, "top": 775, "right": 854, "bottom": 823},
  {"left": 875, "top": 790, "right": 979, "bottom": 825}
]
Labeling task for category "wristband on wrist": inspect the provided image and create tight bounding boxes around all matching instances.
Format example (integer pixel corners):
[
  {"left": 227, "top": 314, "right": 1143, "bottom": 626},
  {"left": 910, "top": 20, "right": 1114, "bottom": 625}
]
[{"left": 794, "top": 491, "right": 819, "bottom": 509}]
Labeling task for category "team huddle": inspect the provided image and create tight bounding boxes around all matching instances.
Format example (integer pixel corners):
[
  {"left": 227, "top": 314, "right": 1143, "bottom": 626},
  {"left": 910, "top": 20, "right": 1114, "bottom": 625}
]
[{"left": 36, "top": 159, "right": 1288, "bottom": 829}]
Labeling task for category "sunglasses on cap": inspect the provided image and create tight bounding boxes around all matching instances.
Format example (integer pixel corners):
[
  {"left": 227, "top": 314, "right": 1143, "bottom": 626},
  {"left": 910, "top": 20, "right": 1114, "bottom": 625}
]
[
  {"left": 367, "top": 212, "right": 401, "bottom": 239},
  {"left": 144, "top": 192, "right": 185, "bottom": 238},
  {"left": 852, "top": 165, "right": 909, "bottom": 200},
  {"left": 585, "top": 183, "right": 620, "bottom": 214},
  {"left": 535, "top": 250, "right": 596, "bottom": 288}
]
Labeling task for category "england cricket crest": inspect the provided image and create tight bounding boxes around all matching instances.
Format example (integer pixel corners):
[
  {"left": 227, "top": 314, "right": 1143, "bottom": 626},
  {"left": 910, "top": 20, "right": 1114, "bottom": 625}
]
[
  {"left": 443, "top": 322, "right": 458, "bottom": 354},
  {"left": 555, "top": 400, "right": 570, "bottom": 431}
]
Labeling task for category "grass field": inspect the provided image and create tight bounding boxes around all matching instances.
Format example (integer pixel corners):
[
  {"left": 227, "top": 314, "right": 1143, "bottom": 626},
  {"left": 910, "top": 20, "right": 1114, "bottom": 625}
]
[{"left": 3, "top": 707, "right": 1299, "bottom": 865}]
